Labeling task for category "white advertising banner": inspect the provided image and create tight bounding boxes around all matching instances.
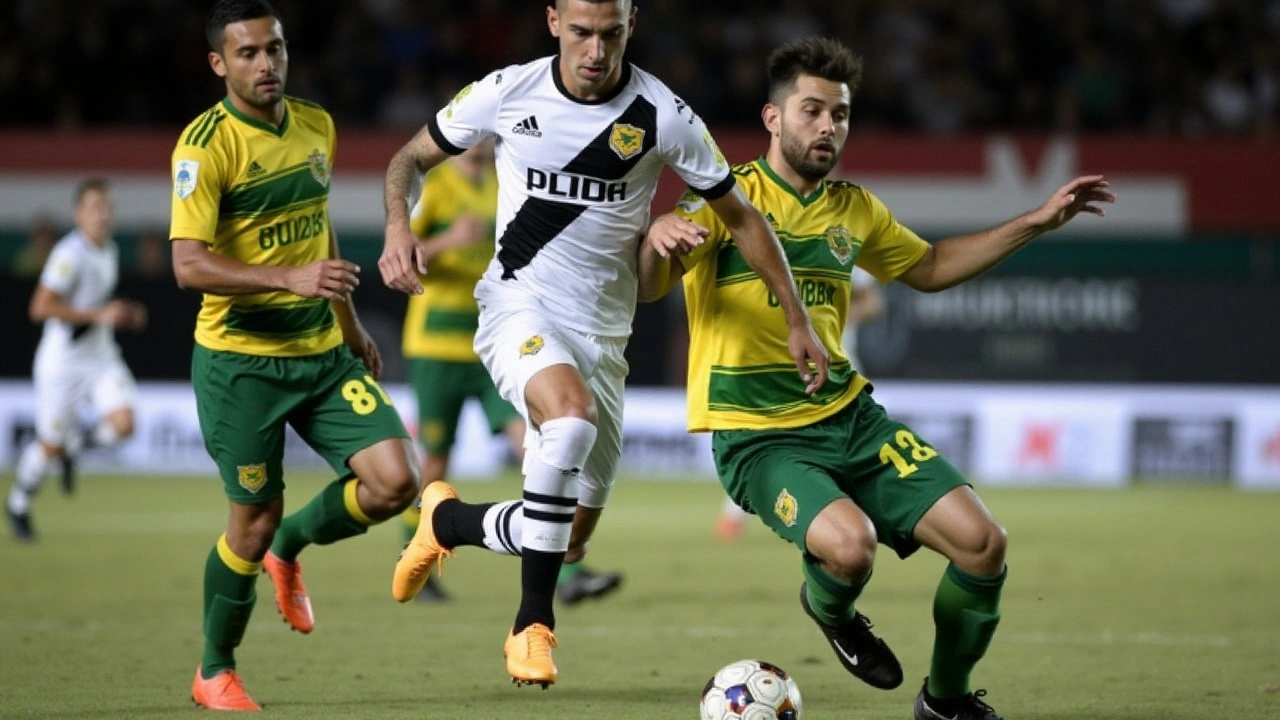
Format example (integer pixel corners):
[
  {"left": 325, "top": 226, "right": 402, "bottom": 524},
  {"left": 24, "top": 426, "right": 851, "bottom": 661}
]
[{"left": 0, "top": 380, "right": 1276, "bottom": 487}]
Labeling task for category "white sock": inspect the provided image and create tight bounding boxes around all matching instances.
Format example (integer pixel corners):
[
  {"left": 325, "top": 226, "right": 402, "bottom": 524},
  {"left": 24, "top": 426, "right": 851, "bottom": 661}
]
[
  {"left": 92, "top": 421, "right": 121, "bottom": 448},
  {"left": 482, "top": 500, "right": 524, "bottom": 555},
  {"left": 521, "top": 417, "right": 596, "bottom": 553},
  {"left": 7, "top": 442, "right": 52, "bottom": 515}
]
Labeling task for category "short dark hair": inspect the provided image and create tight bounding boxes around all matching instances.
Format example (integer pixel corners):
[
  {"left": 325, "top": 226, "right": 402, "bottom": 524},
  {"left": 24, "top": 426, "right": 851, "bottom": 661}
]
[
  {"left": 206, "top": 0, "right": 279, "bottom": 51},
  {"left": 766, "top": 36, "right": 863, "bottom": 105},
  {"left": 73, "top": 177, "right": 109, "bottom": 206}
]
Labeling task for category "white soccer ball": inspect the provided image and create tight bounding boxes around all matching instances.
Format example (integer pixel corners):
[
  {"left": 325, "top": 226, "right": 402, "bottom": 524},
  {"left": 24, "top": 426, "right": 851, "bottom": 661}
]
[{"left": 699, "top": 659, "right": 803, "bottom": 720}]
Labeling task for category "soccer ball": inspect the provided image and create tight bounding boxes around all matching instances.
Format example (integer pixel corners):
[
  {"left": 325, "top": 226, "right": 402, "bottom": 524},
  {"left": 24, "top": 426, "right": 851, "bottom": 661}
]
[{"left": 699, "top": 659, "right": 803, "bottom": 720}]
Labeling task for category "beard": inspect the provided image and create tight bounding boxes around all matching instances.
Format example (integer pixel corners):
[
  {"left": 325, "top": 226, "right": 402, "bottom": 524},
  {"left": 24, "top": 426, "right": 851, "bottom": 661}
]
[{"left": 779, "top": 132, "right": 840, "bottom": 183}]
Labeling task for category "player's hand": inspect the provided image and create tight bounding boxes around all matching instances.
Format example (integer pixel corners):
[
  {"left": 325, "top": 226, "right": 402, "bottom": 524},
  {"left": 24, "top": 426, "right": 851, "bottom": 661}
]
[
  {"left": 788, "top": 322, "right": 829, "bottom": 396},
  {"left": 1029, "top": 175, "right": 1115, "bottom": 231},
  {"left": 379, "top": 225, "right": 427, "bottom": 295},
  {"left": 287, "top": 259, "right": 360, "bottom": 301},
  {"left": 345, "top": 322, "right": 383, "bottom": 379},
  {"left": 447, "top": 214, "right": 488, "bottom": 248},
  {"left": 122, "top": 300, "right": 148, "bottom": 331},
  {"left": 97, "top": 299, "right": 144, "bottom": 329},
  {"left": 646, "top": 213, "right": 708, "bottom": 258}
]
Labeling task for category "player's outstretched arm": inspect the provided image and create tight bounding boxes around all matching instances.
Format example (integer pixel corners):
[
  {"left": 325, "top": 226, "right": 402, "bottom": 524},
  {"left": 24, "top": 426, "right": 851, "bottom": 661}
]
[
  {"left": 707, "top": 187, "right": 829, "bottom": 395},
  {"left": 380, "top": 125, "right": 451, "bottom": 296},
  {"left": 899, "top": 175, "right": 1115, "bottom": 292}
]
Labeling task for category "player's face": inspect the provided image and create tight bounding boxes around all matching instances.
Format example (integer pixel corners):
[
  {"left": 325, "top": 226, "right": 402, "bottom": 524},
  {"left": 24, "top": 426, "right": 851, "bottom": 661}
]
[
  {"left": 210, "top": 17, "right": 288, "bottom": 112},
  {"left": 548, "top": 0, "right": 635, "bottom": 99},
  {"left": 74, "top": 189, "right": 114, "bottom": 243},
  {"left": 776, "top": 75, "right": 851, "bottom": 183}
]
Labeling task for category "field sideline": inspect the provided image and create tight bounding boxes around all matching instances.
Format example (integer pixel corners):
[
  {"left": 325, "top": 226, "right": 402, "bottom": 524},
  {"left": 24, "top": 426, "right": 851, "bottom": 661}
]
[{"left": 1, "top": 473, "right": 1278, "bottom": 719}]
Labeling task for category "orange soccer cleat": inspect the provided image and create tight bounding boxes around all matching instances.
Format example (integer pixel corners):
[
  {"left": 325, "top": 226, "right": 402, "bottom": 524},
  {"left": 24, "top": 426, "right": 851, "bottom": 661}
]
[
  {"left": 262, "top": 551, "right": 314, "bottom": 634},
  {"left": 391, "top": 481, "right": 458, "bottom": 602},
  {"left": 191, "top": 667, "right": 262, "bottom": 711},
  {"left": 504, "top": 623, "right": 559, "bottom": 689}
]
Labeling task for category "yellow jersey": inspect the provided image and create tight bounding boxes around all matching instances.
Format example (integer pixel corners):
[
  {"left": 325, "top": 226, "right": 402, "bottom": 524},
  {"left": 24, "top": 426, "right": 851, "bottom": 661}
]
[
  {"left": 401, "top": 160, "right": 498, "bottom": 361},
  {"left": 169, "top": 96, "right": 342, "bottom": 357},
  {"left": 676, "top": 157, "right": 929, "bottom": 432}
]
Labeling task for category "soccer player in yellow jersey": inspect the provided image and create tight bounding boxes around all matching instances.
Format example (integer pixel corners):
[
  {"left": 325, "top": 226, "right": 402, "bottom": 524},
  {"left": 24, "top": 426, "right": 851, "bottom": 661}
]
[
  {"left": 639, "top": 37, "right": 1115, "bottom": 720},
  {"left": 169, "top": 0, "right": 419, "bottom": 710},
  {"left": 399, "top": 139, "right": 623, "bottom": 605}
]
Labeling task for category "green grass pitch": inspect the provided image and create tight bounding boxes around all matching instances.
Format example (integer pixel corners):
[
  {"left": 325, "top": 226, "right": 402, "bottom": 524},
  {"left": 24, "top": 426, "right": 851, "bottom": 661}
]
[{"left": 1, "top": 473, "right": 1278, "bottom": 719}]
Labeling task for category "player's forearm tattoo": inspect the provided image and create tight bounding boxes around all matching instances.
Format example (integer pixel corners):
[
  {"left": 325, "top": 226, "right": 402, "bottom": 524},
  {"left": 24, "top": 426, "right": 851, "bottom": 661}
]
[{"left": 384, "top": 148, "right": 417, "bottom": 220}]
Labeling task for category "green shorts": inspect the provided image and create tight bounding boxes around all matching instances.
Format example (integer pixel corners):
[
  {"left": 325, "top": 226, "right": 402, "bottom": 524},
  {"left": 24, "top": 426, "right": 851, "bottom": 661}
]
[
  {"left": 193, "top": 344, "right": 409, "bottom": 504},
  {"left": 408, "top": 358, "right": 519, "bottom": 455},
  {"left": 711, "top": 390, "right": 967, "bottom": 559}
]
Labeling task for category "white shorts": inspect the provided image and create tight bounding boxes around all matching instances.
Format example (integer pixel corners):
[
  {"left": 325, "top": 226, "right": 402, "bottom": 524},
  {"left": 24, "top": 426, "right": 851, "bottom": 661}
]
[
  {"left": 474, "top": 298, "right": 628, "bottom": 508},
  {"left": 33, "top": 352, "right": 137, "bottom": 446}
]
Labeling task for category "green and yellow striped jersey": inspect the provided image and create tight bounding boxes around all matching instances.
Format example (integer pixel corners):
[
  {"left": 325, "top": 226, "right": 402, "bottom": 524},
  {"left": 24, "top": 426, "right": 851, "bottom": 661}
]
[
  {"left": 169, "top": 96, "right": 341, "bottom": 357},
  {"left": 675, "top": 157, "right": 929, "bottom": 432},
  {"left": 402, "top": 160, "right": 498, "bottom": 361}
]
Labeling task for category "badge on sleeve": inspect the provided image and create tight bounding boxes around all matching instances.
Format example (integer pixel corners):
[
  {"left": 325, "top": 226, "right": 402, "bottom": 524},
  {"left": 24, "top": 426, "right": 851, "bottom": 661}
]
[{"left": 174, "top": 159, "right": 200, "bottom": 200}]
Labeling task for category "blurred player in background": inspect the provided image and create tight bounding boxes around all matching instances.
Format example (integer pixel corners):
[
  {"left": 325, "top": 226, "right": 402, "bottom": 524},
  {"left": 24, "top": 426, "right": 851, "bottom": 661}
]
[
  {"left": 6, "top": 178, "right": 146, "bottom": 542},
  {"left": 170, "top": 0, "right": 419, "bottom": 710},
  {"left": 380, "top": 0, "right": 827, "bottom": 689},
  {"left": 400, "top": 138, "right": 623, "bottom": 605},
  {"left": 715, "top": 266, "right": 884, "bottom": 542},
  {"left": 640, "top": 36, "right": 1114, "bottom": 720}
]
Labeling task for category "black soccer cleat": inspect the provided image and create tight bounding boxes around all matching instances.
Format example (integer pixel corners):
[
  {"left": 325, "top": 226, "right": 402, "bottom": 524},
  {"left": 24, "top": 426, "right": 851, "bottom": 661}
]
[
  {"left": 6, "top": 506, "right": 35, "bottom": 542},
  {"left": 59, "top": 455, "right": 77, "bottom": 495},
  {"left": 799, "top": 581, "right": 903, "bottom": 689},
  {"left": 556, "top": 566, "right": 623, "bottom": 606},
  {"left": 914, "top": 679, "right": 1005, "bottom": 720},
  {"left": 414, "top": 574, "right": 452, "bottom": 604}
]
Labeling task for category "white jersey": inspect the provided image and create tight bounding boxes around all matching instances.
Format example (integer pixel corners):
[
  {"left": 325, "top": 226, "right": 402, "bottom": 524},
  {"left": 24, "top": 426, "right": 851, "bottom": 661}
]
[
  {"left": 35, "top": 229, "right": 122, "bottom": 366},
  {"left": 428, "top": 56, "right": 734, "bottom": 336}
]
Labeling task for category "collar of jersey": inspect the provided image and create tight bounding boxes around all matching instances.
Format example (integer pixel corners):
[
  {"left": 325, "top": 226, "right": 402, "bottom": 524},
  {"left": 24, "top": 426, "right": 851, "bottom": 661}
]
[
  {"left": 756, "top": 156, "right": 826, "bottom": 208},
  {"left": 549, "top": 55, "right": 632, "bottom": 105},
  {"left": 220, "top": 96, "right": 290, "bottom": 137}
]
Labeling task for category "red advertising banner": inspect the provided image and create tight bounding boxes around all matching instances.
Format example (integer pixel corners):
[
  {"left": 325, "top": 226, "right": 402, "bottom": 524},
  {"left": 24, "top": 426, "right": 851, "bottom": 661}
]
[{"left": 1, "top": 131, "right": 1277, "bottom": 232}]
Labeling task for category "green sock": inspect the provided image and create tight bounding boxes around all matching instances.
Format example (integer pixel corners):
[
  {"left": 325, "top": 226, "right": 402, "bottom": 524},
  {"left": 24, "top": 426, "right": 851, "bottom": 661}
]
[
  {"left": 201, "top": 538, "right": 260, "bottom": 677},
  {"left": 270, "top": 478, "right": 371, "bottom": 562},
  {"left": 801, "top": 556, "right": 868, "bottom": 626},
  {"left": 400, "top": 505, "right": 421, "bottom": 546},
  {"left": 558, "top": 559, "right": 582, "bottom": 584},
  {"left": 928, "top": 563, "right": 1006, "bottom": 699}
]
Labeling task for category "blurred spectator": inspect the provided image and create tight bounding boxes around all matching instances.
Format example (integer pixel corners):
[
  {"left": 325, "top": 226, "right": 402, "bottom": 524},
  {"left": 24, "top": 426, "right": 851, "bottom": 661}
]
[
  {"left": 1, "top": 0, "right": 1279, "bottom": 135},
  {"left": 11, "top": 216, "right": 57, "bottom": 278}
]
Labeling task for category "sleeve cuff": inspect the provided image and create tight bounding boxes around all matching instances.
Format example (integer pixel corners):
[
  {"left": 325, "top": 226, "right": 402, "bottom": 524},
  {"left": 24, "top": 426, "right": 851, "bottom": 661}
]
[
  {"left": 426, "top": 116, "right": 465, "bottom": 156},
  {"left": 690, "top": 171, "right": 735, "bottom": 201}
]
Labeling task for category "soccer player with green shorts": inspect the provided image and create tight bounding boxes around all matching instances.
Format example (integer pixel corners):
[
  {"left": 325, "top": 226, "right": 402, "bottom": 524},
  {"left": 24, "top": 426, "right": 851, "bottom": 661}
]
[
  {"left": 639, "top": 36, "right": 1115, "bottom": 720},
  {"left": 399, "top": 139, "right": 622, "bottom": 605},
  {"left": 169, "top": 0, "right": 420, "bottom": 710}
]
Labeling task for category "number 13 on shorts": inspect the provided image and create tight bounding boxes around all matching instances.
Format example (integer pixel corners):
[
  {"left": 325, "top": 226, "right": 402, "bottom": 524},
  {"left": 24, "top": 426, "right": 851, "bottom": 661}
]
[{"left": 878, "top": 429, "right": 938, "bottom": 478}]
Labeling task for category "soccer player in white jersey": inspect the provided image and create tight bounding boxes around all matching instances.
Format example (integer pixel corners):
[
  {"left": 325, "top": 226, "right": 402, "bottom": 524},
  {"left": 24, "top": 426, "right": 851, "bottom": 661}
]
[
  {"left": 6, "top": 178, "right": 147, "bottom": 541},
  {"left": 379, "top": 0, "right": 828, "bottom": 689}
]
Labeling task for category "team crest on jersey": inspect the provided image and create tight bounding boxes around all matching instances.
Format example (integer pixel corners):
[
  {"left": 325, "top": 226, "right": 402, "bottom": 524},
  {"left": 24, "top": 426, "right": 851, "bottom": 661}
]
[
  {"left": 519, "top": 335, "right": 544, "bottom": 357},
  {"left": 774, "top": 488, "right": 798, "bottom": 527},
  {"left": 609, "top": 123, "right": 645, "bottom": 160},
  {"left": 174, "top": 159, "right": 200, "bottom": 199},
  {"left": 826, "top": 226, "right": 857, "bottom": 266},
  {"left": 237, "top": 464, "right": 267, "bottom": 494},
  {"left": 308, "top": 151, "right": 330, "bottom": 187}
]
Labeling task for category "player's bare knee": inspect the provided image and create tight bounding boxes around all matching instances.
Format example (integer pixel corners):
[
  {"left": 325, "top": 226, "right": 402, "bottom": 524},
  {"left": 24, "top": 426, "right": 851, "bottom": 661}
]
[
  {"left": 111, "top": 415, "right": 135, "bottom": 439},
  {"left": 952, "top": 521, "right": 1007, "bottom": 576}
]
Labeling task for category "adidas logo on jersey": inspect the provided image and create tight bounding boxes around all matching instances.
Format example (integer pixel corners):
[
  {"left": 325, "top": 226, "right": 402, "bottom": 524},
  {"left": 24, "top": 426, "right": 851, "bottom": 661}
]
[
  {"left": 512, "top": 115, "right": 542, "bottom": 137},
  {"left": 246, "top": 161, "right": 266, "bottom": 178}
]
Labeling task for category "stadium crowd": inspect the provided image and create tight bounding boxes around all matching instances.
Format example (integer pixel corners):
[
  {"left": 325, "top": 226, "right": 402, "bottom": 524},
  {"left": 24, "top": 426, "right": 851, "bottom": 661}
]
[{"left": 0, "top": 0, "right": 1276, "bottom": 135}]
